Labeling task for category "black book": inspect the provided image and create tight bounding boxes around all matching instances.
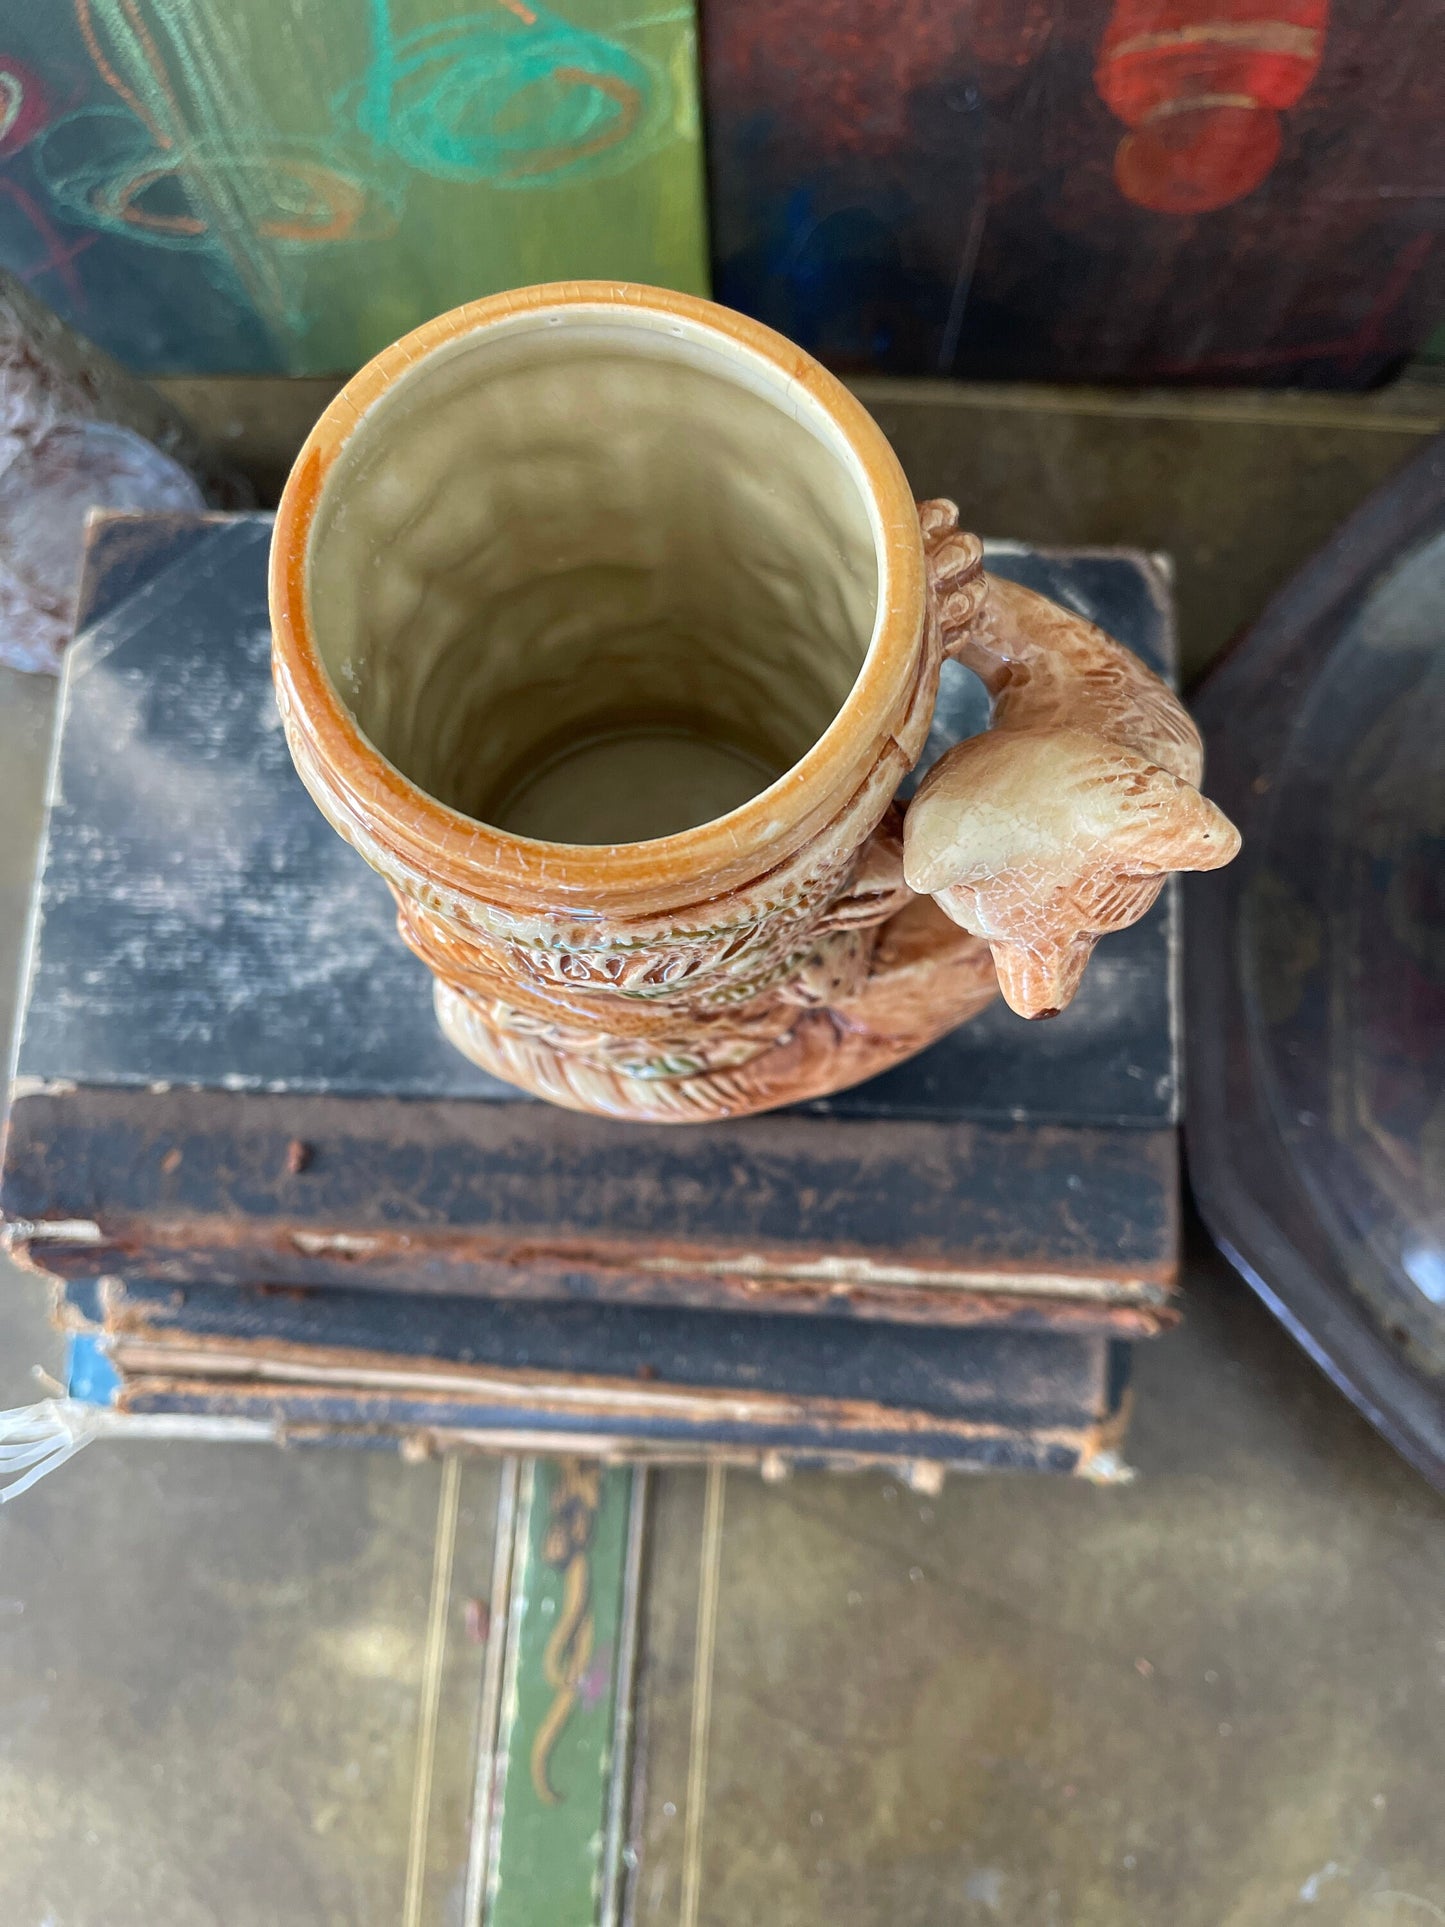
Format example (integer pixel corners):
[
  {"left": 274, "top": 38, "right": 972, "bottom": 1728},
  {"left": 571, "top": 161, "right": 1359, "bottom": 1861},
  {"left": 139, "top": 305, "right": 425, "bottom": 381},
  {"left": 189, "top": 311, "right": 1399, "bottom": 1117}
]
[
  {"left": 4, "top": 512, "right": 1182, "bottom": 1470},
  {"left": 58, "top": 1273, "right": 1132, "bottom": 1476}
]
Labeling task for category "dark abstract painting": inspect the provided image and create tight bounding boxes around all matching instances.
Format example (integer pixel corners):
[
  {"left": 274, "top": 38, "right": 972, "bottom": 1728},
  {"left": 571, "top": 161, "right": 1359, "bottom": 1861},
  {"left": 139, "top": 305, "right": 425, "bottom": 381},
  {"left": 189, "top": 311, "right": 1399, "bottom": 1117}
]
[{"left": 702, "top": 0, "right": 1445, "bottom": 383}]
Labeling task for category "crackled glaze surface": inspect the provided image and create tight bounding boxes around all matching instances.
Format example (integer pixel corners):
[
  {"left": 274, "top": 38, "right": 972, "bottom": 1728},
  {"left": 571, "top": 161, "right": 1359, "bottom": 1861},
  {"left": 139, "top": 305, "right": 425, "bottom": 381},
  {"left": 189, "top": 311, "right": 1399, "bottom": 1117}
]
[
  {"left": 905, "top": 504, "right": 1241, "bottom": 1020},
  {"left": 270, "top": 284, "right": 1238, "bottom": 1122}
]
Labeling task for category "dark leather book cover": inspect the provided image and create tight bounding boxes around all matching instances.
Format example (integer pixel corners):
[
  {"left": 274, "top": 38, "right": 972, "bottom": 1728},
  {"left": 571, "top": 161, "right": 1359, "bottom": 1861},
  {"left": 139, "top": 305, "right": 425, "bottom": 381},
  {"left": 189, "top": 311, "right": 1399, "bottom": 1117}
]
[{"left": 60, "top": 1274, "right": 1133, "bottom": 1476}]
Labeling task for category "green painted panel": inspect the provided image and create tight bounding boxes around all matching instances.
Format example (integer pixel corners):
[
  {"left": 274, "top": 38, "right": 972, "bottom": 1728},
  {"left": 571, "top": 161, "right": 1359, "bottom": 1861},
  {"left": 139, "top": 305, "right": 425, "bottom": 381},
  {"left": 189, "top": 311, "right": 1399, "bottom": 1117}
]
[
  {"left": 0, "top": 0, "right": 708, "bottom": 373},
  {"left": 488, "top": 1460, "right": 633, "bottom": 1927}
]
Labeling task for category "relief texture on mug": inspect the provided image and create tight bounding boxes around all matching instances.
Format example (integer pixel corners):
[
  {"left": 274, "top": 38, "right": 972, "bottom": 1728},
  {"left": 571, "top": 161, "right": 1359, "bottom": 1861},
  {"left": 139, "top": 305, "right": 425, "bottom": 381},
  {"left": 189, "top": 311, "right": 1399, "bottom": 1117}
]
[{"left": 270, "top": 282, "right": 1239, "bottom": 1122}]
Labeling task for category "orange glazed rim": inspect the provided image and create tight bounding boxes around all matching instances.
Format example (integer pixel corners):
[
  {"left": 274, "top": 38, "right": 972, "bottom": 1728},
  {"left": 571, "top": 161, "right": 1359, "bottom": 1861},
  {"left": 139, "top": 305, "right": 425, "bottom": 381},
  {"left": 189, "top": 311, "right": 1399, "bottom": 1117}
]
[{"left": 269, "top": 282, "right": 928, "bottom": 912}]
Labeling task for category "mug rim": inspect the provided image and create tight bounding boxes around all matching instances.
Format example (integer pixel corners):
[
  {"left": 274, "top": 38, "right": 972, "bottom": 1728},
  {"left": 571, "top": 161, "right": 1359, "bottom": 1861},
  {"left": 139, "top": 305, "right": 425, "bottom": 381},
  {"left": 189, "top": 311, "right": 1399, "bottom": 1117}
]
[{"left": 269, "top": 281, "right": 927, "bottom": 912}]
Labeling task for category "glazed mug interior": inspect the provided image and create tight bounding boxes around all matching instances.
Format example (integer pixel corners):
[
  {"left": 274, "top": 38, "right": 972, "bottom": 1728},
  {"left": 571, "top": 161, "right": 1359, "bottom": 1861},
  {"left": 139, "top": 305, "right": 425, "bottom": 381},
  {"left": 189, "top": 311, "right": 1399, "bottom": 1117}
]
[{"left": 305, "top": 309, "right": 884, "bottom": 845}]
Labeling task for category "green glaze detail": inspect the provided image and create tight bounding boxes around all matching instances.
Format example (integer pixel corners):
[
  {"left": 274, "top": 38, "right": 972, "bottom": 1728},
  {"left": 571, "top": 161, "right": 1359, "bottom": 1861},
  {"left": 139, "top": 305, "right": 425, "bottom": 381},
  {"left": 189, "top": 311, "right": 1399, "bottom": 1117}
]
[{"left": 488, "top": 1460, "right": 633, "bottom": 1927}]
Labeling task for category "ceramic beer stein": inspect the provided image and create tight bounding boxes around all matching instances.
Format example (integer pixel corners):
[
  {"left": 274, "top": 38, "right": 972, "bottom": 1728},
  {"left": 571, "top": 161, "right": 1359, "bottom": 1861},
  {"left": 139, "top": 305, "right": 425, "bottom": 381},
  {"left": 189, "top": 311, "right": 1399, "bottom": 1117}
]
[{"left": 270, "top": 283, "right": 1239, "bottom": 1123}]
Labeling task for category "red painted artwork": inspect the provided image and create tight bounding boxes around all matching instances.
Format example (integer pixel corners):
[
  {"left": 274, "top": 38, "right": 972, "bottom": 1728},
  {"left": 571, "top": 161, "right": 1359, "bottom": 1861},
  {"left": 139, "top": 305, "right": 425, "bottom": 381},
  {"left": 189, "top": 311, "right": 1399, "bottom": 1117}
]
[
  {"left": 703, "top": 0, "right": 1445, "bottom": 384},
  {"left": 1096, "top": 0, "right": 1328, "bottom": 212},
  {"left": 0, "top": 56, "right": 51, "bottom": 158}
]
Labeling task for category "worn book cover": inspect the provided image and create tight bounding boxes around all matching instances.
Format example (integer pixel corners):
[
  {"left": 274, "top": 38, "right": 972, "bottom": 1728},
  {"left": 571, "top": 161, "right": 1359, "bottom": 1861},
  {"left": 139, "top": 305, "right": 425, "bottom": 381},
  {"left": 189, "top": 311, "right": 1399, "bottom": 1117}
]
[
  {"left": 56, "top": 1272, "right": 1134, "bottom": 1476},
  {"left": 3, "top": 512, "right": 1182, "bottom": 1341}
]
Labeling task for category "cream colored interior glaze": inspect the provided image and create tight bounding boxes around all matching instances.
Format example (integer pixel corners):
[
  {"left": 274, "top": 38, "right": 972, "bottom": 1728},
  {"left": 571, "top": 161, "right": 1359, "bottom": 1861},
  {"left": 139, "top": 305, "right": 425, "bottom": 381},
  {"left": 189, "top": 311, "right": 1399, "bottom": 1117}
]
[{"left": 306, "top": 313, "right": 881, "bottom": 844}]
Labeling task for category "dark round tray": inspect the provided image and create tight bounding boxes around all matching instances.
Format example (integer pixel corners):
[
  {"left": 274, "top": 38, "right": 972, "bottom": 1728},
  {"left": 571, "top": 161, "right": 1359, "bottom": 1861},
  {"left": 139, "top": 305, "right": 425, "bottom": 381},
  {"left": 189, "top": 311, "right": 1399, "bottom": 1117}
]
[{"left": 1187, "top": 434, "right": 1445, "bottom": 1490}]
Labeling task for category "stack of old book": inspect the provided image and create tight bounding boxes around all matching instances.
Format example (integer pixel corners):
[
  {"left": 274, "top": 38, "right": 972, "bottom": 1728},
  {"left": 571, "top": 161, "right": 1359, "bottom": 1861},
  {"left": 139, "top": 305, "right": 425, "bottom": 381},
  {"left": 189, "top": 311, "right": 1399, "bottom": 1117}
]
[{"left": 2, "top": 513, "right": 1184, "bottom": 1478}]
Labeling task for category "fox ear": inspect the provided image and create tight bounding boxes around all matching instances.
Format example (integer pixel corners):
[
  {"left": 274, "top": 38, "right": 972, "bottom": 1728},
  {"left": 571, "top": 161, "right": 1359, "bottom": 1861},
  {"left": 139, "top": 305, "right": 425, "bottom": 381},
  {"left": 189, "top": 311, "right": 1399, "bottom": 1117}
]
[{"left": 1121, "top": 781, "right": 1241, "bottom": 875}]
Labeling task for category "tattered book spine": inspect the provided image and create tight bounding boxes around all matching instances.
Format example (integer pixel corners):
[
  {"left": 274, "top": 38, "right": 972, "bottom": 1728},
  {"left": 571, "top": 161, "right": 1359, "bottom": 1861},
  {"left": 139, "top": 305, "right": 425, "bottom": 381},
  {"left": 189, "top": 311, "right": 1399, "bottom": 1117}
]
[{"left": 39, "top": 1276, "right": 1137, "bottom": 1482}]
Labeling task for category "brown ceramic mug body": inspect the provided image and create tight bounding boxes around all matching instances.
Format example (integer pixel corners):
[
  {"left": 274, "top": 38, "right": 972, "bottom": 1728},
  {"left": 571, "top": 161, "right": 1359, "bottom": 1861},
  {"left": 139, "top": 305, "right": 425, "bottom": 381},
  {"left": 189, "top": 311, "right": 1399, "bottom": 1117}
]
[{"left": 270, "top": 283, "right": 1238, "bottom": 1122}]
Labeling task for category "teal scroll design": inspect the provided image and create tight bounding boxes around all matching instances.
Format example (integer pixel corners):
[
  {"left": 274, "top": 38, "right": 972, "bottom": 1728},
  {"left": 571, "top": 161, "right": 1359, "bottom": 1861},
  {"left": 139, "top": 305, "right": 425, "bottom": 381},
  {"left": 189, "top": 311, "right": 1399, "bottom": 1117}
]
[{"left": 345, "top": 0, "right": 669, "bottom": 189}]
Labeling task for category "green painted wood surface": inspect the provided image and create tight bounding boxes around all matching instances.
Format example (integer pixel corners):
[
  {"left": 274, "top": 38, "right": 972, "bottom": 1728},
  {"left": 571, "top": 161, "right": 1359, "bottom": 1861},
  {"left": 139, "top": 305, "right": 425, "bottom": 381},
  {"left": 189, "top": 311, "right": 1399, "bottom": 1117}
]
[{"left": 487, "top": 1460, "right": 633, "bottom": 1927}]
